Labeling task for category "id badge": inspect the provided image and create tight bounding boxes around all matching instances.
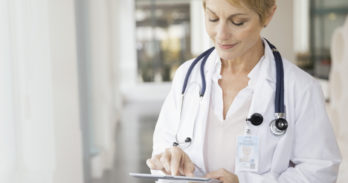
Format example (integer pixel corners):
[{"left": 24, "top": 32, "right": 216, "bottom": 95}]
[{"left": 235, "top": 135, "right": 259, "bottom": 172}]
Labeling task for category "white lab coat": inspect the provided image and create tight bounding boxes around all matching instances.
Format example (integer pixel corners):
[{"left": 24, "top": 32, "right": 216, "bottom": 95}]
[{"left": 152, "top": 40, "right": 341, "bottom": 183}]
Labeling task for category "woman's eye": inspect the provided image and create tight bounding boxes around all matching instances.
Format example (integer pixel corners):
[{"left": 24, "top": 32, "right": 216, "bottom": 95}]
[
  {"left": 209, "top": 18, "right": 219, "bottom": 22},
  {"left": 232, "top": 21, "right": 245, "bottom": 26}
]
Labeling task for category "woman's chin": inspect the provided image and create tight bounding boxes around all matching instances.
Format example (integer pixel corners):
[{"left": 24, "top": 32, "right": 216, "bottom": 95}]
[{"left": 216, "top": 50, "right": 237, "bottom": 61}]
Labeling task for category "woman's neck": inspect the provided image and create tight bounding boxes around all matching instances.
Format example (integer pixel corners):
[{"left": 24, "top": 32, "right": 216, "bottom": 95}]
[{"left": 220, "top": 39, "right": 264, "bottom": 75}]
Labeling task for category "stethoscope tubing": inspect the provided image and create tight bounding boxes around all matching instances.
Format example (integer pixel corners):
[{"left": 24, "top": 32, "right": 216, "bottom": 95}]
[
  {"left": 182, "top": 47, "right": 215, "bottom": 97},
  {"left": 265, "top": 39, "right": 285, "bottom": 114}
]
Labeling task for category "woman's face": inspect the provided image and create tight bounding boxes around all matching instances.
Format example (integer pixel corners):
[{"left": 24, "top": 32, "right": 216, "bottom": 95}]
[{"left": 204, "top": 0, "right": 265, "bottom": 61}]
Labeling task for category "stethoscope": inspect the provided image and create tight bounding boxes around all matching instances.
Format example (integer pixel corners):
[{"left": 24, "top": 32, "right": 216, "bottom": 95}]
[{"left": 173, "top": 39, "right": 288, "bottom": 147}]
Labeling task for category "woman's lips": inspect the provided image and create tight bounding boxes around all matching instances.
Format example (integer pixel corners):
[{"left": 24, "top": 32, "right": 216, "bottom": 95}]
[{"left": 218, "top": 43, "right": 238, "bottom": 50}]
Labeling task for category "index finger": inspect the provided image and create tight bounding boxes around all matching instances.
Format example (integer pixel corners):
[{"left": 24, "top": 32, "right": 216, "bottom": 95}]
[{"left": 170, "top": 147, "right": 182, "bottom": 176}]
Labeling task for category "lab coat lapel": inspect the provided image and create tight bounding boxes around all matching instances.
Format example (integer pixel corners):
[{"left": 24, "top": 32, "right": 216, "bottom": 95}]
[
  {"left": 248, "top": 42, "right": 277, "bottom": 135},
  {"left": 248, "top": 78, "right": 275, "bottom": 135},
  {"left": 197, "top": 68, "right": 213, "bottom": 173}
]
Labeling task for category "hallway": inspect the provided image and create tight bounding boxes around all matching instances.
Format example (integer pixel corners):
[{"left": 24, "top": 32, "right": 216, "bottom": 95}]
[{"left": 92, "top": 101, "right": 161, "bottom": 183}]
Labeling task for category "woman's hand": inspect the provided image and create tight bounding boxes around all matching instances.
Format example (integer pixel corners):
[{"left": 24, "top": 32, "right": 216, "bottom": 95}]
[
  {"left": 205, "top": 168, "right": 239, "bottom": 183},
  {"left": 146, "top": 146, "right": 195, "bottom": 176}
]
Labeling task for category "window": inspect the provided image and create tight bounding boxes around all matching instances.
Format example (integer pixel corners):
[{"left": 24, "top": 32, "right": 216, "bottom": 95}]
[
  {"left": 308, "top": 0, "right": 348, "bottom": 79},
  {"left": 135, "top": 0, "right": 194, "bottom": 82}
]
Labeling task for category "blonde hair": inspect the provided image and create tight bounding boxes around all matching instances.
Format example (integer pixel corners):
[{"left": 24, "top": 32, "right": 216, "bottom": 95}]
[{"left": 202, "top": 0, "right": 275, "bottom": 24}]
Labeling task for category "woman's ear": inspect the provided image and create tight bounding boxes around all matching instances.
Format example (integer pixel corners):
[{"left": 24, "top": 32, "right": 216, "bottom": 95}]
[{"left": 264, "top": 5, "right": 277, "bottom": 27}]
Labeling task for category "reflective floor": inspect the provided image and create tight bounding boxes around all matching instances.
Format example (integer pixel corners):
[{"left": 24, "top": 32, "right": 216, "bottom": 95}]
[{"left": 92, "top": 101, "right": 161, "bottom": 183}]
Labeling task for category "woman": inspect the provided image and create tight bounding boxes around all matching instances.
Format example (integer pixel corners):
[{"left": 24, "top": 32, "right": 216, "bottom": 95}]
[{"left": 146, "top": 0, "right": 341, "bottom": 182}]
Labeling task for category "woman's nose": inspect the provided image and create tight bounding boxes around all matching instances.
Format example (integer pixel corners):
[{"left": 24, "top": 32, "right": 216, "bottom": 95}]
[{"left": 216, "top": 22, "right": 231, "bottom": 41}]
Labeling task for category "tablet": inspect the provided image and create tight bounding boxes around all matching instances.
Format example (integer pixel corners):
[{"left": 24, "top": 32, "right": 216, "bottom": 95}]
[{"left": 129, "top": 173, "right": 221, "bottom": 183}]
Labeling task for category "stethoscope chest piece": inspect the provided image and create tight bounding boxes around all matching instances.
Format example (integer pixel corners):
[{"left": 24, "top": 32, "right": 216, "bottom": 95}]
[{"left": 270, "top": 117, "right": 288, "bottom": 136}]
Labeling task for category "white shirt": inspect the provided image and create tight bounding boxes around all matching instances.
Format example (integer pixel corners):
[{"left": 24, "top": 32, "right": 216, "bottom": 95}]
[{"left": 204, "top": 55, "right": 264, "bottom": 173}]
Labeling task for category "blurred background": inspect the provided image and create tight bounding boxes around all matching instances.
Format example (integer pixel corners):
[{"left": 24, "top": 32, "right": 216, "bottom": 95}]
[{"left": 0, "top": 0, "right": 347, "bottom": 183}]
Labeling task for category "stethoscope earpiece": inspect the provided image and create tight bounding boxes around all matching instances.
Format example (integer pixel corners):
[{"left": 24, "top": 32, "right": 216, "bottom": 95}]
[{"left": 173, "top": 137, "right": 192, "bottom": 147}]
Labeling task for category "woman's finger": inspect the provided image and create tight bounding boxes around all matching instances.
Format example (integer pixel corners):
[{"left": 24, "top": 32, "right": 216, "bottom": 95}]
[
  {"left": 147, "top": 154, "right": 172, "bottom": 175},
  {"left": 170, "top": 147, "right": 182, "bottom": 176},
  {"left": 160, "top": 148, "right": 172, "bottom": 174},
  {"left": 146, "top": 158, "right": 155, "bottom": 169},
  {"left": 182, "top": 155, "right": 195, "bottom": 177},
  {"left": 147, "top": 154, "right": 163, "bottom": 170}
]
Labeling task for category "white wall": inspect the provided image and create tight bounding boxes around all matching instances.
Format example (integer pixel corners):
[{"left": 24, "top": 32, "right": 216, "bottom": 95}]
[
  {"left": 0, "top": 0, "right": 17, "bottom": 181},
  {"left": 87, "top": 0, "right": 119, "bottom": 178},
  {"left": 49, "top": 1, "right": 84, "bottom": 182},
  {"left": 294, "top": 0, "right": 310, "bottom": 53},
  {"left": 262, "top": 0, "right": 295, "bottom": 62},
  {"left": 0, "top": 0, "right": 84, "bottom": 182},
  {"left": 117, "top": 0, "right": 138, "bottom": 92}
]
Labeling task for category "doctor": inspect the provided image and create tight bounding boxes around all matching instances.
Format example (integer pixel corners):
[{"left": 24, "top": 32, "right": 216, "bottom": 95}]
[{"left": 146, "top": 0, "right": 341, "bottom": 182}]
